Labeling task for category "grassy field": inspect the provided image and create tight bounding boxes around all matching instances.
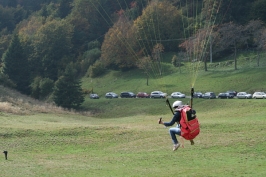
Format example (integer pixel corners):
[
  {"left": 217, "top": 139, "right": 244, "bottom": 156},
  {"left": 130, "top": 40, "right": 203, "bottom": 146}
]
[
  {"left": 0, "top": 98, "right": 266, "bottom": 177},
  {"left": 1, "top": 51, "right": 266, "bottom": 176}
]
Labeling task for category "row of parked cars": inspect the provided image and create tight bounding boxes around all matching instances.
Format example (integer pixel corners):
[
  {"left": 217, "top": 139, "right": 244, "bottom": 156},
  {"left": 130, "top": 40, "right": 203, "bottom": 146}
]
[
  {"left": 194, "top": 91, "right": 266, "bottom": 99},
  {"left": 90, "top": 91, "right": 183, "bottom": 99},
  {"left": 90, "top": 90, "right": 266, "bottom": 99}
]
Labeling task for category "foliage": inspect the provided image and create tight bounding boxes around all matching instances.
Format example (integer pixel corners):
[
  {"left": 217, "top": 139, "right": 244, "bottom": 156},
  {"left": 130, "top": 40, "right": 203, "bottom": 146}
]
[
  {"left": 2, "top": 34, "right": 31, "bottom": 94},
  {"left": 134, "top": 1, "right": 183, "bottom": 53},
  {"left": 88, "top": 60, "right": 106, "bottom": 78},
  {"left": 250, "top": 0, "right": 266, "bottom": 23},
  {"left": 87, "top": 40, "right": 101, "bottom": 50},
  {"left": 101, "top": 14, "right": 138, "bottom": 70},
  {"left": 83, "top": 48, "right": 101, "bottom": 65},
  {"left": 0, "top": 28, "right": 12, "bottom": 59},
  {"left": 53, "top": 63, "right": 84, "bottom": 109},
  {"left": 215, "top": 0, "right": 256, "bottom": 24},
  {"left": 0, "top": 72, "right": 16, "bottom": 88},
  {"left": 33, "top": 19, "right": 74, "bottom": 80},
  {"left": 31, "top": 76, "right": 54, "bottom": 99},
  {"left": 0, "top": 4, "right": 28, "bottom": 32},
  {"left": 0, "top": 0, "right": 266, "bottom": 100}
]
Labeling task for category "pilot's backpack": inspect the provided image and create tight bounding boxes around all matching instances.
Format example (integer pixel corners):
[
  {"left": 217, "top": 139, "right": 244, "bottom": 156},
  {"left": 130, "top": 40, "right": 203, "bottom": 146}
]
[{"left": 179, "top": 106, "right": 200, "bottom": 140}]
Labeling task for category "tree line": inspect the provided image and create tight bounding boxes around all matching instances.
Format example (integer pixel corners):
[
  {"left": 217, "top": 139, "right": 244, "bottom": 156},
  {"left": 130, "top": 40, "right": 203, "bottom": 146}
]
[{"left": 0, "top": 0, "right": 266, "bottom": 109}]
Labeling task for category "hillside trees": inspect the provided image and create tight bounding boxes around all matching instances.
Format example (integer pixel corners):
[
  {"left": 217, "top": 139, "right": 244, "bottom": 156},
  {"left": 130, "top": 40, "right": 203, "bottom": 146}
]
[
  {"left": 250, "top": 0, "right": 266, "bottom": 23},
  {"left": 101, "top": 14, "right": 139, "bottom": 70},
  {"left": 53, "top": 63, "right": 84, "bottom": 109},
  {"left": 179, "top": 27, "right": 214, "bottom": 71},
  {"left": 68, "top": 0, "right": 112, "bottom": 54},
  {"left": 134, "top": 1, "right": 183, "bottom": 53},
  {"left": 215, "top": 22, "right": 246, "bottom": 70},
  {"left": 32, "top": 19, "right": 74, "bottom": 81},
  {"left": 245, "top": 20, "right": 266, "bottom": 66},
  {"left": 57, "top": 0, "right": 73, "bottom": 18},
  {"left": 215, "top": 0, "right": 256, "bottom": 24},
  {"left": 81, "top": 40, "right": 101, "bottom": 76},
  {"left": 0, "top": 29, "right": 12, "bottom": 59},
  {"left": 2, "top": 34, "right": 31, "bottom": 94}
]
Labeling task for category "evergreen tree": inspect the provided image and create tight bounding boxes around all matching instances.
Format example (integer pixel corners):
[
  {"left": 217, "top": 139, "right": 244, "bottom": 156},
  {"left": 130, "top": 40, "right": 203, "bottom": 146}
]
[
  {"left": 2, "top": 34, "right": 31, "bottom": 94},
  {"left": 53, "top": 63, "right": 84, "bottom": 109}
]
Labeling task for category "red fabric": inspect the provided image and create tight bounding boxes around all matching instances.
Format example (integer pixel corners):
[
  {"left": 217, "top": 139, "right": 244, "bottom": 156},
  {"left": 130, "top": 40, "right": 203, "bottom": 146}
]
[{"left": 180, "top": 106, "right": 200, "bottom": 140}]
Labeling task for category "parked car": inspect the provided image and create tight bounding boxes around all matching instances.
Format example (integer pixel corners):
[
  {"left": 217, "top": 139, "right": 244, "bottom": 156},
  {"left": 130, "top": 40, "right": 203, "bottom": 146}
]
[
  {"left": 171, "top": 92, "right": 186, "bottom": 98},
  {"left": 236, "top": 92, "right": 252, "bottom": 99},
  {"left": 150, "top": 91, "right": 167, "bottom": 98},
  {"left": 120, "top": 92, "right": 136, "bottom": 98},
  {"left": 252, "top": 92, "right": 266, "bottom": 99},
  {"left": 136, "top": 92, "right": 150, "bottom": 98},
  {"left": 218, "top": 92, "right": 234, "bottom": 99},
  {"left": 105, "top": 92, "right": 118, "bottom": 98},
  {"left": 90, "top": 93, "right": 99, "bottom": 99},
  {"left": 226, "top": 90, "right": 237, "bottom": 97},
  {"left": 202, "top": 92, "right": 216, "bottom": 99},
  {"left": 193, "top": 92, "right": 203, "bottom": 98}
]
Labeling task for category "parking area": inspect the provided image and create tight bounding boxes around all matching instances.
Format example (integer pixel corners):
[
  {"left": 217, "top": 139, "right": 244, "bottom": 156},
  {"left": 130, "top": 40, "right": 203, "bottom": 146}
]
[{"left": 89, "top": 91, "right": 266, "bottom": 100}]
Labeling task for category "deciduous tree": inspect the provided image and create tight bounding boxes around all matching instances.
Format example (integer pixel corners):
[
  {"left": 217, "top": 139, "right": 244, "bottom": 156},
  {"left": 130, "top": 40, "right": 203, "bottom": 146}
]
[{"left": 101, "top": 13, "right": 138, "bottom": 70}]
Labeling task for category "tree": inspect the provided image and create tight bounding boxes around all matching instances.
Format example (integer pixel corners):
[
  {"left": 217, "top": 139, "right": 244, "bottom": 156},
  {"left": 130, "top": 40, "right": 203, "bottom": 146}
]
[
  {"left": 2, "top": 34, "right": 30, "bottom": 94},
  {"left": 134, "top": 1, "right": 183, "bottom": 53},
  {"left": 53, "top": 63, "right": 84, "bottom": 109},
  {"left": 179, "top": 28, "right": 212, "bottom": 71},
  {"left": 33, "top": 19, "right": 74, "bottom": 80},
  {"left": 101, "top": 13, "right": 139, "bottom": 70},
  {"left": 57, "top": 0, "right": 73, "bottom": 18},
  {"left": 152, "top": 43, "right": 164, "bottom": 76},
  {"left": 250, "top": 0, "right": 266, "bottom": 23},
  {"left": 216, "top": 22, "right": 246, "bottom": 70},
  {"left": 136, "top": 56, "right": 152, "bottom": 86},
  {"left": 245, "top": 20, "right": 266, "bottom": 67}
]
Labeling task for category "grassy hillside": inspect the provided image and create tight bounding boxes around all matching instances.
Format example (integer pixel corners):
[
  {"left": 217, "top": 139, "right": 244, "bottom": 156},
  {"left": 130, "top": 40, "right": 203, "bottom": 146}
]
[
  {"left": 0, "top": 51, "right": 266, "bottom": 177},
  {"left": 81, "top": 51, "right": 266, "bottom": 117}
]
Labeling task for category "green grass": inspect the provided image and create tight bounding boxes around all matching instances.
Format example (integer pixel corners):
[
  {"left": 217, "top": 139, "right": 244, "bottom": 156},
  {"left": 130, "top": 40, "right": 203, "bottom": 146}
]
[
  {"left": 82, "top": 51, "right": 266, "bottom": 98},
  {"left": 1, "top": 99, "right": 266, "bottom": 176},
  {"left": 1, "top": 51, "right": 266, "bottom": 176}
]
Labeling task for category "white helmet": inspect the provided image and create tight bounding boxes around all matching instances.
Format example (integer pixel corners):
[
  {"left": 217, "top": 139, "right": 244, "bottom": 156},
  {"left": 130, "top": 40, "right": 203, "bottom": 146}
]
[{"left": 172, "top": 100, "right": 183, "bottom": 108}]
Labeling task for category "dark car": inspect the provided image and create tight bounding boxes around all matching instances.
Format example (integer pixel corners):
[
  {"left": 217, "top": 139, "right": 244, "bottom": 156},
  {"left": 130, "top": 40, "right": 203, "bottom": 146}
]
[
  {"left": 202, "top": 92, "right": 216, "bottom": 99},
  {"left": 120, "top": 92, "right": 136, "bottom": 98},
  {"left": 90, "top": 93, "right": 99, "bottom": 99},
  {"left": 218, "top": 92, "right": 234, "bottom": 99},
  {"left": 226, "top": 90, "right": 237, "bottom": 97},
  {"left": 136, "top": 92, "right": 150, "bottom": 98},
  {"left": 193, "top": 92, "right": 203, "bottom": 98}
]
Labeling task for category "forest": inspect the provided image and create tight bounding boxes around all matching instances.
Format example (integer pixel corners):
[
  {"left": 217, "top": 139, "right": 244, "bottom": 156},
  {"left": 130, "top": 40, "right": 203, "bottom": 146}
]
[{"left": 0, "top": 0, "right": 266, "bottom": 109}]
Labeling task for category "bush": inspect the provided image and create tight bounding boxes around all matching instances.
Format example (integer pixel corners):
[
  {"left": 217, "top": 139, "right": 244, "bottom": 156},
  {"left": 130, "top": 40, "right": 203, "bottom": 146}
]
[
  {"left": 39, "top": 78, "right": 54, "bottom": 99},
  {"left": 88, "top": 60, "right": 106, "bottom": 78},
  {"left": 0, "top": 73, "right": 16, "bottom": 88},
  {"left": 30, "top": 77, "right": 54, "bottom": 99}
]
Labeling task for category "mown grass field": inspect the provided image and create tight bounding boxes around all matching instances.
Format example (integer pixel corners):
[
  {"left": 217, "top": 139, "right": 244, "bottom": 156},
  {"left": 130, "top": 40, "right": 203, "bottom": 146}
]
[
  {"left": 1, "top": 51, "right": 266, "bottom": 176},
  {"left": 1, "top": 98, "right": 266, "bottom": 177}
]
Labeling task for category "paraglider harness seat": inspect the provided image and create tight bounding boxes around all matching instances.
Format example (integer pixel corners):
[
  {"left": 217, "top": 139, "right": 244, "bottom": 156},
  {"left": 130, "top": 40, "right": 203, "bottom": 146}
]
[{"left": 178, "top": 106, "right": 200, "bottom": 140}]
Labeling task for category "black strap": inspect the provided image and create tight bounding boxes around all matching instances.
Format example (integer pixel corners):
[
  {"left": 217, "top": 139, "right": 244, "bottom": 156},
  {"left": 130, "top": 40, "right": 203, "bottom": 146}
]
[
  {"left": 190, "top": 87, "right": 194, "bottom": 110},
  {"left": 166, "top": 98, "right": 174, "bottom": 115}
]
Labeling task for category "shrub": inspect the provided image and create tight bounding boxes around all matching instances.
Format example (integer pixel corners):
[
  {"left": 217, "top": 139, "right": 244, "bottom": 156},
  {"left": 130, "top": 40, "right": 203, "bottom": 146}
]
[{"left": 88, "top": 60, "right": 106, "bottom": 78}]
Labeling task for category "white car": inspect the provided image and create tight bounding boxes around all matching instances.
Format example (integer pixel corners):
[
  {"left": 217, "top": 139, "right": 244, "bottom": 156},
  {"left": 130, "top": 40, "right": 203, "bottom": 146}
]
[
  {"left": 236, "top": 92, "right": 252, "bottom": 99},
  {"left": 252, "top": 92, "right": 266, "bottom": 99},
  {"left": 150, "top": 91, "right": 167, "bottom": 98},
  {"left": 171, "top": 92, "right": 186, "bottom": 98}
]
